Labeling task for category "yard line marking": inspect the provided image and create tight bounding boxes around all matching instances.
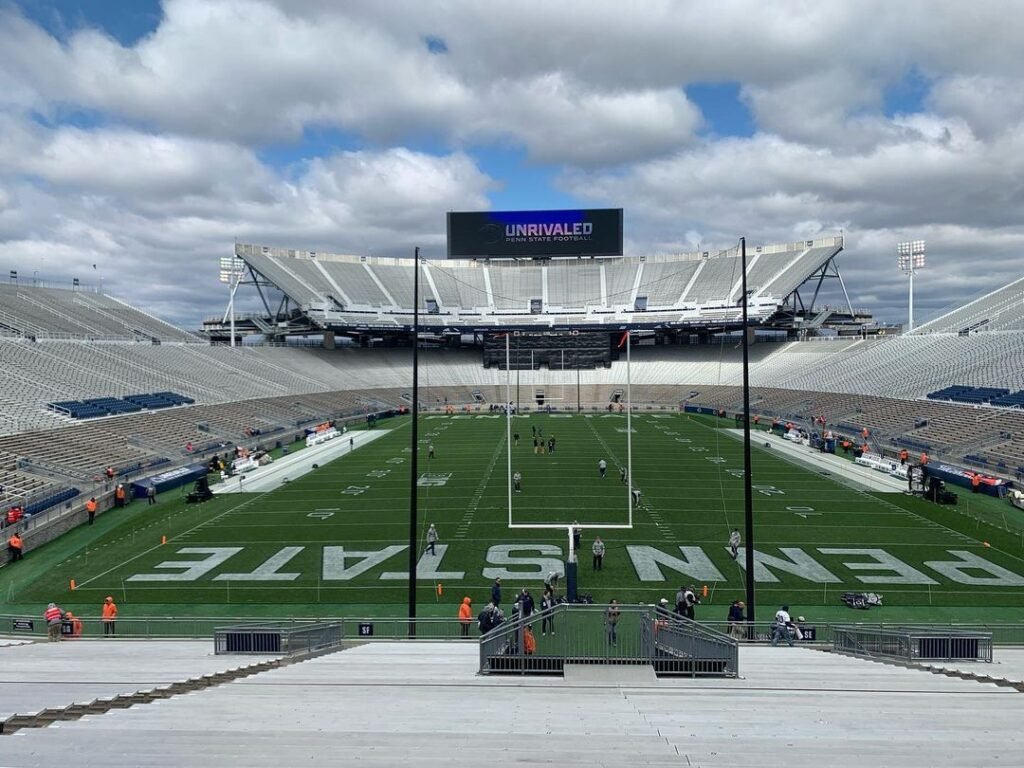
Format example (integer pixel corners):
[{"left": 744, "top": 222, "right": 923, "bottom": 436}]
[
  {"left": 585, "top": 418, "right": 674, "bottom": 541},
  {"left": 455, "top": 431, "right": 506, "bottom": 540}
]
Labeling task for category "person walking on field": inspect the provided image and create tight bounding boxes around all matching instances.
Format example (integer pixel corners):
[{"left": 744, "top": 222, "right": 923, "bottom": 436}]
[
  {"left": 114, "top": 484, "right": 126, "bottom": 508},
  {"left": 729, "top": 528, "right": 741, "bottom": 560},
  {"left": 458, "top": 596, "right": 473, "bottom": 637},
  {"left": 102, "top": 596, "right": 118, "bottom": 637},
  {"left": 592, "top": 537, "right": 605, "bottom": 571},
  {"left": 147, "top": 484, "right": 157, "bottom": 505},
  {"left": 598, "top": 459, "right": 607, "bottom": 478},
  {"left": 425, "top": 523, "right": 438, "bottom": 556},
  {"left": 491, "top": 578, "right": 502, "bottom": 607},
  {"left": 428, "top": 443, "right": 435, "bottom": 460},
  {"left": 86, "top": 497, "right": 97, "bottom": 525}
]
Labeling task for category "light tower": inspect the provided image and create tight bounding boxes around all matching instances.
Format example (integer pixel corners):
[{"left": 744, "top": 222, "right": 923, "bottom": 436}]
[
  {"left": 897, "top": 240, "right": 926, "bottom": 332},
  {"left": 219, "top": 255, "right": 246, "bottom": 347}
]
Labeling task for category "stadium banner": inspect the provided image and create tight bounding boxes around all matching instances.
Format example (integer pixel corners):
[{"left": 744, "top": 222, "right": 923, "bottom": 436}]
[
  {"left": 683, "top": 405, "right": 716, "bottom": 415},
  {"left": 446, "top": 208, "right": 623, "bottom": 258},
  {"left": 131, "top": 463, "right": 208, "bottom": 498}
]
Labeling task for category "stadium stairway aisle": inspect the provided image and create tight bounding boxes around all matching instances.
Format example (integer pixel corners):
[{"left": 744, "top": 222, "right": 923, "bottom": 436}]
[
  {"left": 1, "top": 643, "right": 1022, "bottom": 766},
  {"left": 0, "top": 641, "right": 282, "bottom": 727}
]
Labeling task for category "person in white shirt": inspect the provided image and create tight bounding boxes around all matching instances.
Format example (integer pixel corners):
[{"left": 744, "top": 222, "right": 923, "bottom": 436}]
[
  {"left": 425, "top": 523, "right": 438, "bottom": 556},
  {"left": 728, "top": 528, "right": 741, "bottom": 559},
  {"left": 598, "top": 459, "right": 607, "bottom": 478},
  {"left": 592, "top": 536, "right": 606, "bottom": 571},
  {"left": 771, "top": 605, "right": 795, "bottom": 647},
  {"left": 513, "top": 471, "right": 522, "bottom": 493}
]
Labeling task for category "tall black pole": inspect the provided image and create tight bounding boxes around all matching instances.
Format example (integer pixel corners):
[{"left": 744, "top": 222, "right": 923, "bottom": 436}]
[
  {"left": 408, "top": 246, "right": 420, "bottom": 633},
  {"left": 740, "top": 237, "right": 756, "bottom": 627}
]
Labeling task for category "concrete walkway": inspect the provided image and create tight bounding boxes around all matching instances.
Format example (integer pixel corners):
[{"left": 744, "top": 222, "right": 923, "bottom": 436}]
[
  {"left": 2, "top": 642, "right": 1022, "bottom": 767},
  {"left": 727, "top": 428, "right": 908, "bottom": 492},
  {"left": 215, "top": 427, "right": 391, "bottom": 494}
]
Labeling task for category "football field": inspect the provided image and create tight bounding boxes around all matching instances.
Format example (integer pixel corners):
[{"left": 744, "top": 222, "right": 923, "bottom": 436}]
[{"left": 6, "top": 413, "right": 1024, "bottom": 618}]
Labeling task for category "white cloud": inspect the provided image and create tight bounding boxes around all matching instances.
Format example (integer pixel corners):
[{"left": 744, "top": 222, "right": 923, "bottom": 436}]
[
  {"left": 1, "top": 0, "right": 1024, "bottom": 327},
  {"left": 0, "top": 121, "right": 493, "bottom": 324}
]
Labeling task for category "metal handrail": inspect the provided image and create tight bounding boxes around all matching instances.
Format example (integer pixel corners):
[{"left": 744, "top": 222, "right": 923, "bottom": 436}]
[
  {"left": 478, "top": 604, "right": 739, "bottom": 676},
  {"left": 1, "top": 612, "right": 1020, "bottom": 650},
  {"left": 832, "top": 624, "right": 994, "bottom": 663},
  {"left": 214, "top": 621, "right": 343, "bottom": 655}
]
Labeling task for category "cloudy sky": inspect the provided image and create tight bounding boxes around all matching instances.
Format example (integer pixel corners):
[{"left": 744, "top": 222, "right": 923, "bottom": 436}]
[{"left": 1, "top": 0, "right": 1023, "bottom": 328}]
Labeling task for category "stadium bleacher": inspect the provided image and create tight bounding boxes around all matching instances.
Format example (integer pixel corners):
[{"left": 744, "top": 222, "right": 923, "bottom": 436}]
[
  {"left": 0, "top": 283, "right": 200, "bottom": 342},
  {"left": 233, "top": 237, "right": 844, "bottom": 326},
  {"left": 912, "top": 275, "right": 1024, "bottom": 335},
  {"left": 4, "top": 255, "right": 1024, "bottom": 523}
]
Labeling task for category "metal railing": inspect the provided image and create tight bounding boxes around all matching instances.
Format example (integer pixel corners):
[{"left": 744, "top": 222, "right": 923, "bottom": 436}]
[
  {"left": 647, "top": 614, "right": 740, "bottom": 676},
  {"left": 478, "top": 604, "right": 738, "bottom": 677},
  {"left": 341, "top": 616, "right": 476, "bottom": 641},
  {"left": 214, "top": 621, "right": 343, "bottom": 655},
  {"left": 1, "top": 612, "right": 1019, "bottom": 653},
  {"left": 0, "top": 614, "right": 472, "bottom": 641},
  {"left": 833, "top": 624, "right": 993, "bottom": 663}
]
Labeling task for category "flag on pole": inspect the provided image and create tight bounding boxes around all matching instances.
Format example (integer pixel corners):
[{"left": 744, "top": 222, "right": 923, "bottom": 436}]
[{"left": 616, "top": 330, "right": 630, "bottom": 349}]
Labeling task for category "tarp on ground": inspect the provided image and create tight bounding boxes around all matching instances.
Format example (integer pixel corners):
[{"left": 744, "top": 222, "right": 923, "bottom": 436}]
[
  {"left": 131, "top": 463, "right": 208, "bottom": 498},
  {"left": 926, "top": 462, "right": 1007, "bottom": 498}
]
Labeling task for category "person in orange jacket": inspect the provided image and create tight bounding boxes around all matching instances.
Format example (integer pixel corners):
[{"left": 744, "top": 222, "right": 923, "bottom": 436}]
[
  {"left": 7, "top": 532, "right": 23, "bottom": 561},
  {"left": 85, "top": 497, "right": 98, "bottom": 525},
  {"left": 458, "top": 596, "right": 473, "bottom": 637},
  {"left": 523, "top": 625, "right": 537, "bottom": 655},
  {"left": 972, "top": 473, "right": 981, "bottom": 493},
  {"left": 102, "top": 596, "right": 118, "bottom": 637},
  {"left": 114, "top": 485, "right": 126, "bottom": 508},
  {"left": 64, "top": 611, "right": 83, "bottom": 639}
]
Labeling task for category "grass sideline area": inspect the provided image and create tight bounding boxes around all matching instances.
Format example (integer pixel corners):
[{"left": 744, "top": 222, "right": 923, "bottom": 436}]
[{"left": 4, "top": 413, "right": 1024, "bottom": 625}]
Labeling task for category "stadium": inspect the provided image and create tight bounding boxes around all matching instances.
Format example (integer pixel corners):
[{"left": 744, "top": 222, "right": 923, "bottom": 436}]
[{"left": 2, "top": 206, "right": 1024, "bottom": 764}]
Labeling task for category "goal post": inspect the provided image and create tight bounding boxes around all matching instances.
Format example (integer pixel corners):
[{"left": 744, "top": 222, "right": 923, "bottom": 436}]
[{"left": 504, "top": 329, "right": 636, "bottom": 532}]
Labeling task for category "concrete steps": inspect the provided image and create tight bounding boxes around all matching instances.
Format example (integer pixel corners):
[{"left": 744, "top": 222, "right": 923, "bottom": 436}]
[
  {"left": 0, "top": 655, "right": 290, "bottom": 734},
  {"left": 828, "top": 648, "right": 1024, "bottom": 692}
]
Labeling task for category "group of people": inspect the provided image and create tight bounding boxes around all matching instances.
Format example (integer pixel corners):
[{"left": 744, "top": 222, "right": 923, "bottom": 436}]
[
  {"left": 726, "top": 600, "right": 805, "bottom": 645},
  {"left": 464, "top": 579, "right": 624, "bottom": 650},
  {"left": 43, "top": 596, "right": 119, "bottom": 642},
  {"left": 657, "top": 584, "right": 701, "bottom": 620}
]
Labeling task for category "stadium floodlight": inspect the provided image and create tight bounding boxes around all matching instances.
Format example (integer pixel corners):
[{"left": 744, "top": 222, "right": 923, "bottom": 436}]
[
  {"left": 897, "top": 240, "right": 926, "bottom": 332},
  {"left": 219, "top": 257, "right": 245, "bottom": 284},
  {"left": 220, "top": 256, "right": 247, "bottom": 347}
]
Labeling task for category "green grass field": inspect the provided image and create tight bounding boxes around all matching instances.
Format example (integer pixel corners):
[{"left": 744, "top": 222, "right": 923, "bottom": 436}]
[{"left": 5, "top": 413, "right": 1024, "bottom": 623}]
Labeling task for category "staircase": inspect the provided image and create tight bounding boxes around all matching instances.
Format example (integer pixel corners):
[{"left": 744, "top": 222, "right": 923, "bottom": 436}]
[{"left": 0, "top": 643, "right": 346, "bottom": 735}]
